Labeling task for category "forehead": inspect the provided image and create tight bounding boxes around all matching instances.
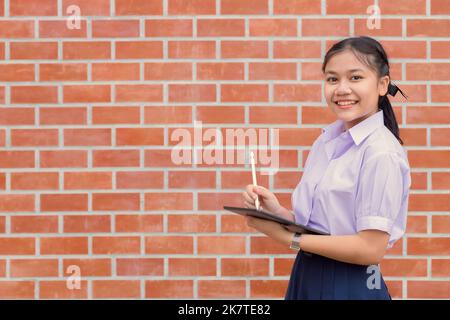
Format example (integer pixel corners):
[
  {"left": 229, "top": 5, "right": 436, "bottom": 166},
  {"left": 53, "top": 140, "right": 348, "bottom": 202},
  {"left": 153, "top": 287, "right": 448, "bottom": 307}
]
[{"left": 324, "top": 50, "right": 370, "bottom": 74}]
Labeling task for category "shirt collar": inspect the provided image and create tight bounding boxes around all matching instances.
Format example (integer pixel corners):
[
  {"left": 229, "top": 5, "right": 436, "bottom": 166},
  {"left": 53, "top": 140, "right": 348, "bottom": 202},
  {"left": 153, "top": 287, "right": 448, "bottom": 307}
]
[{"left": 321, "top": 110, "right": 384, "bottom": 146}]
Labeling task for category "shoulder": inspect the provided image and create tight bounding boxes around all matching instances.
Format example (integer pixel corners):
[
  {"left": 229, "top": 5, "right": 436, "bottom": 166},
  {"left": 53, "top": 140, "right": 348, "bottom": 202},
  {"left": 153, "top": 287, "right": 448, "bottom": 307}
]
[{"left": 360, "top": 126, "right": 409, "bottom": 169}]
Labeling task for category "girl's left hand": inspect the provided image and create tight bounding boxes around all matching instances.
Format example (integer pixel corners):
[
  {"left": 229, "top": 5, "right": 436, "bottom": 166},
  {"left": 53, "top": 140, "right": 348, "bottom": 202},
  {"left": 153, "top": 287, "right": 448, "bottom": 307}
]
[{"left": 246, "top": 216, "right": 287, "bottom": 237}]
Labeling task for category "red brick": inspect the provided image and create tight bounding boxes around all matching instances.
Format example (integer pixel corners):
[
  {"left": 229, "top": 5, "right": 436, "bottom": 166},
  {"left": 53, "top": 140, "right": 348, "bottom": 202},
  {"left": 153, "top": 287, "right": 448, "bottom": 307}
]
[
  {"left": 169, "top": 258, "right": 216, "bottom": 276},
  {"left": 115, "top": 85, "right": 163, "bottom": 102},
  {"left": 64, "top": 172, "right": 112, "bottom": 190},
  {"left": 63, "top": 259, "right": 111, "bottom": 277},
  {"left": 408, "top": 237, "right": 450, "bottom": 255},
  {"left": 10, "top": 42, "right": 58, "bottom": 59},
  {"left": 0, "top": 194, "right": 35, "bottom": 212},
  {"left": 63, "top": 41, "right": 111, "bottom": 60},
  {"left": 0, "top": 64, "right": 34, "bottom": 81},
  {"left": 11, "top": 86, "right": 58, "bottom": 104},
  {"left": 11, "top": 172, "right": 59, "bottom": 190},
  {"left": 221, "top": 0, "right": 268, "bottom": 14},
  {"left": 40, "top": 150, "right": 87, "bottom": 168},
  {"left": 40, "top": 63, "right": 87, "bottom": 81},
  {"left": 303, "top": 19, "right": 349, "bottom": 36},
  {"left": 145, "top": 193, "right": 193, "bottom": 210},
  {"left": 40, "top": 194, "right": 88, "bottom": 212},
  {"left": 168, "top": 41, "right": 215, "bottom": 59},
  {"left": 145, "top": 280, "right": 193, "bottom": 298},
  {"left": 116, "top": 128, "right": 164, "bottom": 146},
  {"left": 40, "top": 20, "right": 87, "bottom": 38},
  {"left": 117, "top": 258, "right": 164, "bottom": 276},
  {"left": 64, "top": 215, "right": 111, "bottom": 233},
  {"left": 93, "top": 150, "right": 140, "bottom": 167},
  {"left": 93, "top": 236, "right": 140, "bottom": 254},
  {"left": 64, "top": 85, "right": 111, "bottom": 103},
  {"left": 144, "top": 106, "right": 192, "bottom": 124},
  {"left": 0, "top": 238, "right": 35, "bottom": 255},
  {"left": 92, "top": 63, "right": 140, "bottom": 81},
  {"left": 168, "top": 214, "right": 216, "bottom": 233},
  {"left": 116, "top": 41, "right": 163, "bottom": 59},
  {"left": 168, "top": 0, "right": 215, "bottom": 15},
  {"left": 197, "top": 19, "right": 245, "bottom": 37},
  {"left": 144, "top": 62, "right": 192, "bottom": 80},
  {"left": 251, "top": 280, "right": 288, "bottom": 298},
  {"left": 198, "top": 280, "right": 246, "bottom": 298},
  {"left": 0, "top": 151, "right": 35, "bottom": 168},
  {"left": 64, "top": 128, "right": 111, "bottom": 146},
  {"left": 39, "top": 107, "right": 87, "bottom": 125},
  {"left": 0, "top": 21, "right": 34, "bottom": 38},
  {"left": 222, "top": 258, "right": 270, "bottom": 276},
  {"left": 274, "top": 0, "right": 321, "bottom": 14},
  {"left": 40, "top": 281, "right": 88, "bottom": 299},
  {"left": 62, "top": 0, "right": 110, "bottom": 16},
  {"left": 198, "top": 236, "right": 246, "bottom": 254},
  {"left": 11, "top": 129, "right": 59, "bottom": 147},
  {"left": 92, "top": 20, "right": 140, "bottom": 38},
  {"left": 10, "top": 0, "right": 57, "bottom": 16},
  {"left": 145, "top": 19, "right": 192, "bottom": 37},
  {"left": 10, "top": 259, "right": 59, "bottom": 277},
  {"left": 145, "top": 236, "right": 193, "bottom": 254},
  {"left": 0, "top": 281, "right": 34, "bottom": 299},
  {"left": 11, "top": 215, "right": 58, "bottom": 233},
  {"left": 115, "top": 214, "right": 163, "bottom": 233},
  {"left": 42, "top": 236, "right": 89, "bottom": 255},
  {"left": 249, "top": 19, "right": 297, "bottom": 37},
  {"left": 408, "top": 20, "right": 450, "bottom": 37},
  {"left": 116, "top": 0, "right": 162, "bottom": 15},
  {"left": 274, "top": 84, "right": 322, "bottom": 102},
  {"left": 116, "top": 171, "right": 164, "bottom": 189},
  {"left": 222, "top": 41, "right": 268, "bottom": 58},
  {"left": 93, "top": 280, "right": 140, "bottom": 298},
  {"left": 92, "top": 106, "right": 140, "bottom": 124},
  {"left": 92, "top": 193, "right": 140, "bottom": 211}
]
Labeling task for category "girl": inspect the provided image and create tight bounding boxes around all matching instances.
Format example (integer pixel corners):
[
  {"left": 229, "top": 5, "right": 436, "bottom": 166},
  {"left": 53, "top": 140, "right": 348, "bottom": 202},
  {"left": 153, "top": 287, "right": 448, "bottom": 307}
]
[{"left": 242, "top": 36, "right": 411, "bottom": 300}]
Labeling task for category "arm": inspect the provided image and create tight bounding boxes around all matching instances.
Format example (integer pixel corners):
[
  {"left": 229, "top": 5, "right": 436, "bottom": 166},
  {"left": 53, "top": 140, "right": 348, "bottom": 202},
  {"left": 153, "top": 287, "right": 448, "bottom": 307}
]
[
  {"left": 283, "top": 229, "right": 390, "bottom": 266},
  {"left": 247, "top": 217, "right": 390, "bottom": 266}
]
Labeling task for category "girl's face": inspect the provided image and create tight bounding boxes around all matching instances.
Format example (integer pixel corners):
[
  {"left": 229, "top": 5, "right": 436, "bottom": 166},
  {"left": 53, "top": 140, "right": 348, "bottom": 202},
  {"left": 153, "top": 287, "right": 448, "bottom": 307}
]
[{"left": 323, "top": 49, "right": 389, "bottom": 131}]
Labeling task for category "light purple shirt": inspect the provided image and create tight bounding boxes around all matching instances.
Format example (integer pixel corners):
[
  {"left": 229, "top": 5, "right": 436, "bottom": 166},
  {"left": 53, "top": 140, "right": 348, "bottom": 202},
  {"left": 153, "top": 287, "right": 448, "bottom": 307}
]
[{"left": 292, "top": 110, "right": 411, "bottom": 248}]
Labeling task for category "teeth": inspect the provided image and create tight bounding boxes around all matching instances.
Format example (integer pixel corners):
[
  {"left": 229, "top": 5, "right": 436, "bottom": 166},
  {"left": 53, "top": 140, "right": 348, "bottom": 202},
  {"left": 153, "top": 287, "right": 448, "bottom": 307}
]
[{"left": 337, "top": 101, "right": 357, "bottom": 106}]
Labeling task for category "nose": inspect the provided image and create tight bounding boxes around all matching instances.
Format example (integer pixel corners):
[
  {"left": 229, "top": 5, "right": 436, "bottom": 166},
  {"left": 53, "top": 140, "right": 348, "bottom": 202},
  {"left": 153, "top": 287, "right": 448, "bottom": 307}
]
[{"left": 335, "top": 80, "right": 352, "bottom": 95}]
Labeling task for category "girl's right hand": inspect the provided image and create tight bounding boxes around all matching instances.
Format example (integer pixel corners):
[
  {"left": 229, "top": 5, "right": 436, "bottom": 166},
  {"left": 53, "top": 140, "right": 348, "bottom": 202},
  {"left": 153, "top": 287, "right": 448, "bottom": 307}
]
[{"left": 242, "top": 185, "right": 285, "bottom": 216}]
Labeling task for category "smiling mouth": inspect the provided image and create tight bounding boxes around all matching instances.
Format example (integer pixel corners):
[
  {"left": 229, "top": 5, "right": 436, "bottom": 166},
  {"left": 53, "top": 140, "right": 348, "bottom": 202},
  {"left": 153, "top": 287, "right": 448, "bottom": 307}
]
[{"left": 335, "top": 100, "right": 358, "bottom": 108}]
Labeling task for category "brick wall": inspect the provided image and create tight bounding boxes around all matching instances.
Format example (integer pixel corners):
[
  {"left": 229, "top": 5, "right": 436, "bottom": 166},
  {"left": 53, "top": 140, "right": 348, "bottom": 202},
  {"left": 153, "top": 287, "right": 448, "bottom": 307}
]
[{"left": 0, "top": 0, "right": 449, "bottom": 299}]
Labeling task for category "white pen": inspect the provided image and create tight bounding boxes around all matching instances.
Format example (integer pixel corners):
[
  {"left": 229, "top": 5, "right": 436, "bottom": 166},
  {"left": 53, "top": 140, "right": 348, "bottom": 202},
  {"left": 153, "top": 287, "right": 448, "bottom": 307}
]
[{"left": 250, "top": 151, "right": 260, "bottom": 211}]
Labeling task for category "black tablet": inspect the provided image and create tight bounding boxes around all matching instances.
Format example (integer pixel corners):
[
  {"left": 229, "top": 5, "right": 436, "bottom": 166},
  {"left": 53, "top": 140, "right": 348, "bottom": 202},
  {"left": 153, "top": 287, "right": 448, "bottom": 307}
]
[{"left": 223, "top": 206, "right": 329, "bottom": 235}]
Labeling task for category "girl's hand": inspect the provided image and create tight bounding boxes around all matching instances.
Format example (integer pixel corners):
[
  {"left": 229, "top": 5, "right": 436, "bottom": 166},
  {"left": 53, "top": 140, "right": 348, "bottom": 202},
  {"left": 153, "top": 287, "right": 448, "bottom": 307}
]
[
  {"left": 242, "top": 185, "right": 284, "bottom": 215},
  {"left": 246, "top": 215, "right": 288, "bottom": 238}
]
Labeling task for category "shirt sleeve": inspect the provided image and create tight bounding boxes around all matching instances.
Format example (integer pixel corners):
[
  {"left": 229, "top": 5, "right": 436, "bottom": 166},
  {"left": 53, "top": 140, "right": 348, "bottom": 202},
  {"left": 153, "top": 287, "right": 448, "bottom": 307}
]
[{"left": 355, "top": 152, "right": 404, "bottom": 235}]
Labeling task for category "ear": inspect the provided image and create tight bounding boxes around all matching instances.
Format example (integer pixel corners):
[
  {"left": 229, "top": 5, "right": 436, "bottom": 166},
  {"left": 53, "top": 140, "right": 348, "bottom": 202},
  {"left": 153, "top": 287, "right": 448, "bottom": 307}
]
[{"left": 378, "top": 75, "right": 390, "bottom": 96}]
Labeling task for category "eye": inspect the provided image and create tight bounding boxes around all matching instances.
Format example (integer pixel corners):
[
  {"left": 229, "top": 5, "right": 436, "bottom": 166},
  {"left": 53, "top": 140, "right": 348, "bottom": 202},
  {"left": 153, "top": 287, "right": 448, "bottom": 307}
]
[
  {"left": 326, "top": 77, "right": 337, "bottom": 83},
  {"left": 351, "top": 75, "right": 363, "bottom": 80}
]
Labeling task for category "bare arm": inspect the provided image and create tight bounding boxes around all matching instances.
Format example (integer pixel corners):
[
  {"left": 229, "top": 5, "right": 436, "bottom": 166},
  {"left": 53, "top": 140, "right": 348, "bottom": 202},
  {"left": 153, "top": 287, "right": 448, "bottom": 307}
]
[{"left": 283, "top": 229, "right": 390, "bottom": 265}]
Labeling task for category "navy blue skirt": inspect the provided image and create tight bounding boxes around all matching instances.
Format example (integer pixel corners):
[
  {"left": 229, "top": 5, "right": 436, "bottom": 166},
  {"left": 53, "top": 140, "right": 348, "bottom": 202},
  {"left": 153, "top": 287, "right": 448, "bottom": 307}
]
[{"left": 285, "top": 250, "right": 392, "bottom": 300}]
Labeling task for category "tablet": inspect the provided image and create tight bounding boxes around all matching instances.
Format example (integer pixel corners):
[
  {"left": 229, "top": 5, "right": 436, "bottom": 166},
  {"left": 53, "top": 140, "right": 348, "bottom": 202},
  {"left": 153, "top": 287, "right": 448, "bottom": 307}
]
[{"left": 223, "top": 206, "right": 329, "bottom": 235}]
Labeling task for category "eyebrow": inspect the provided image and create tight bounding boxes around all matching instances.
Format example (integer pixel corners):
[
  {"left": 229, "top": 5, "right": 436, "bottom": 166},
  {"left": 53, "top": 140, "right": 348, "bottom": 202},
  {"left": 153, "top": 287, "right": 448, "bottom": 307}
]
[{"left": 325, "top": 69, "right": 365, "bottom": 75}]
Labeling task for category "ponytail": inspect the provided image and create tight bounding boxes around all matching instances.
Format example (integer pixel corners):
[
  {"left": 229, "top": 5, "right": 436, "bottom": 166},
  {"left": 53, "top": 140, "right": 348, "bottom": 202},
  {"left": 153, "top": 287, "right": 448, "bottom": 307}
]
[{"left": 379, "top": 82, "right": 408, "bottom": 146}]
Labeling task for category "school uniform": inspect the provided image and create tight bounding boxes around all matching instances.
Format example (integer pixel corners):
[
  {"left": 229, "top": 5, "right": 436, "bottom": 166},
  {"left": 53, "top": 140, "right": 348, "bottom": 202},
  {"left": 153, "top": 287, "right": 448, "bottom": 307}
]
[{"left": 285, "top": 110, "right": 411, "bottom": 300}]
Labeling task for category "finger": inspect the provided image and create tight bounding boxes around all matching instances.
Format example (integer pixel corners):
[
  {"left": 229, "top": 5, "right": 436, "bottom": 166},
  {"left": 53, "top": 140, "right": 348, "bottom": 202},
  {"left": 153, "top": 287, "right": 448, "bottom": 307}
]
[
  {"left": 242, "top": 191, "right": 255, "bottom": 204},
  {"left": 244, "top": 201, "right": 256, "bottom": 209},
  {"left": 246, "top": 184, "right": 258, "bottom": 199},
  {"left": 253, "top": 185, "right": 272, "bottom": 199}
]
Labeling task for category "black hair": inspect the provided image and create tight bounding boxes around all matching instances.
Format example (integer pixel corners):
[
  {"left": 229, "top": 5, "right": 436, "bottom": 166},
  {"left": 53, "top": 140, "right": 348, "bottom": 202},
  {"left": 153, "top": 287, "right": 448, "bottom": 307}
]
[{"left": 321, "top": 36, "right": 407, "bottom": 145}]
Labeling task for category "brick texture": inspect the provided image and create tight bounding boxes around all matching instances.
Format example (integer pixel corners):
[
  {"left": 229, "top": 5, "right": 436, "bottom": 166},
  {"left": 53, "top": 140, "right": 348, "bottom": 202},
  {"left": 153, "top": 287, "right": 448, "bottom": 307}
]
[{"left": 0, "top": 0, "right": 448, "bottom": 300}]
